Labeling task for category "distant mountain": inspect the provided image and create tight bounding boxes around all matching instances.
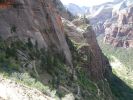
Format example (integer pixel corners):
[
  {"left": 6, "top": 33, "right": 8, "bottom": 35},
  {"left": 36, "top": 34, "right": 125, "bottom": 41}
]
[
  {"left": 89, "top": 0, "right": 131, "bottom": 18},
  {"left": 65, "top": 3, "right": 89, "bottom": 16},
  {"left": 64, "top": 0, "right": 133, "bottom": 35},
  {"left": 64, "top": 0, "right": 133, "bottom": 17},
  {"left": 86, "top": 0, "right": 133, "bottom": 35}
]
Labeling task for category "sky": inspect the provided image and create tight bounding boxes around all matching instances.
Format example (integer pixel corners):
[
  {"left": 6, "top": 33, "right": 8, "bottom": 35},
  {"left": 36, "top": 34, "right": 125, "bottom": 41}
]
[{"left": 60, "top": 0, "right": 114, "bottom": 7}]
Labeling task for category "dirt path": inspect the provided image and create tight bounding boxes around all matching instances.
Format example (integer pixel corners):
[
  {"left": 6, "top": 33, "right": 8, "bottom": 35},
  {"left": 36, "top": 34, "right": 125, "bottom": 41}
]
[{"left": 0, "top": 76, "right": 55, "bottom": 100}]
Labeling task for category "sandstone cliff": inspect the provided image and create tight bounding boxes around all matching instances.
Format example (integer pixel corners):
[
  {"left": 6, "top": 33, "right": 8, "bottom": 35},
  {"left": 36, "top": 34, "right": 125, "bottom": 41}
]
[
  {"left": 62, "top": 17, "right": 114, "bottom": 99},
  {"left": 104, "top": 5, "right": 133, "bottom": 48},
  {"left": 0, "top": 0, "right": 115, "bottom": 100},
  {"left": 63, "top": 17, "right": 108, "bottom": 80},
  {"left": 87, "top": 0, "right": 133, "bottom": 37},
  {"left": 0, "top": 0, "right": 73, "bottom": 65}
]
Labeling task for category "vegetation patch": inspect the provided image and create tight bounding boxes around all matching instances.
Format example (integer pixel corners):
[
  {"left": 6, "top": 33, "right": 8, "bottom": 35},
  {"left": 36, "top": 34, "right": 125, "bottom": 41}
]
[{"left": 97, "top": 35, "right": 133, "bottom": 100}]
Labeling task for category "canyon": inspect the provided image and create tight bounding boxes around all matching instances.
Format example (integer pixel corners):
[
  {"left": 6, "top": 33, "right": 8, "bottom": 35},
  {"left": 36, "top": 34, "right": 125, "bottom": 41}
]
[{"left": 0, "top": 0, "right": 133, "bottom": 100}]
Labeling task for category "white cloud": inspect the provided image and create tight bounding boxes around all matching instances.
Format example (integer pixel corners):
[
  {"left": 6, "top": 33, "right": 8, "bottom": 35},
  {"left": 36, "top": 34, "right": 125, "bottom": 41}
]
[{"left": 60, "top": 0, "right": 114, "bottom": 7}]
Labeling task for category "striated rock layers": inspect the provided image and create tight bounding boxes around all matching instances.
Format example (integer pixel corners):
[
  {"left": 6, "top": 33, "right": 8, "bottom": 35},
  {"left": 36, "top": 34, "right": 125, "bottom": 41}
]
[
  {"left": 0, "top": 0, "right": 114, "bottom": 99},
  {"left": 0, "top": 0, "right": 112, "bottom": 81},
  {"left": 0, "top": 0, "right": 72, "bottom": 65},
  {"left": 83, "top": 26, "right": 106, "bottom": 80},
  {"left": 104, "top": 5, "right": 133, "bottom": 48},
  {"left": 62, "top": 17, "right": 112, "bottom": 81},
  {"left": 62, "top": 17, "right": 114, "bottom": 99}
]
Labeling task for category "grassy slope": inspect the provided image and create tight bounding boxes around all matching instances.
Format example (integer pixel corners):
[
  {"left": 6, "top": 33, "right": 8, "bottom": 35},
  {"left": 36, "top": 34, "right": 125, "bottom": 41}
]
[
  {"left": 97, "top": 35, "right": 133, "bottom": 100},
  {"left": 97, "top": 35, "right": 133, "bottom": 70}
]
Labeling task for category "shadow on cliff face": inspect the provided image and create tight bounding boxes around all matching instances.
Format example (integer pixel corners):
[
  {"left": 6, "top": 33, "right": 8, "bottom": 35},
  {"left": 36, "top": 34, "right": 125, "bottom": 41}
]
[{"left": 108, "top": 74, "right": 133, "bottom": 100}]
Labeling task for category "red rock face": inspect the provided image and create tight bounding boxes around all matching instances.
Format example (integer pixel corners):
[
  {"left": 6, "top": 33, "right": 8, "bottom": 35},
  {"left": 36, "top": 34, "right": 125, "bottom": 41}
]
[
  {"left": 83, "top": 26, "right": 107, "bottom": 81},
  {"left": 118, "top": 13, "right": 127, "bottom": 25},
  {"left": 63, "top": 18, "right": 111, "bottom": 81},
  {"left": 0, "top": 0, "right": 15, "bottom": 9},
  {"left": 0, "top": 0, "right": 112, "bottom": 83},
  {"left": 104, "top": 6, "right": 133, "bottom": 48},
  {"left": 0, "top": 0, "right": 73, "bottom": 66}
]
